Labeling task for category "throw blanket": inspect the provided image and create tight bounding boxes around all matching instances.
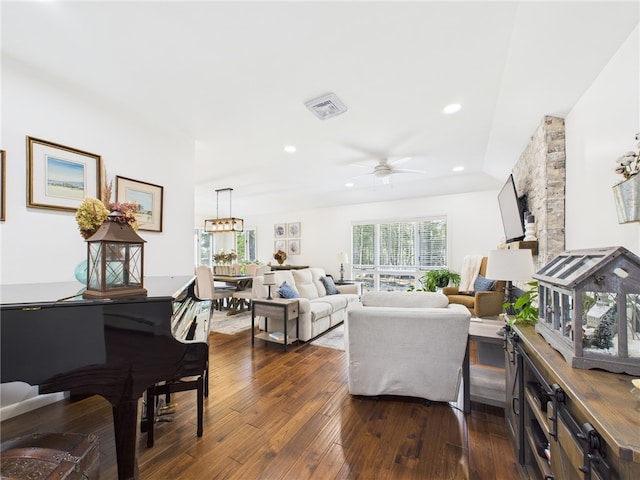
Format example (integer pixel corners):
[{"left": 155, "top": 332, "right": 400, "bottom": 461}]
[{"left": 458, "top": 255, "right": 483, "bottom": 293}]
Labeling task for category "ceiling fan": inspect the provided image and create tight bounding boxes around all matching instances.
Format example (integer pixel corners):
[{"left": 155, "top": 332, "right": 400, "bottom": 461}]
[{"left": 348, "top": 157, "right": 427, "bottom": 185}]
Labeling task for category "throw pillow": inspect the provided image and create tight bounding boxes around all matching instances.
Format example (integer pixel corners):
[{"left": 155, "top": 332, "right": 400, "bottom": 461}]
[
  {"left": 320, "top": 276, "right": 340, "bottom": 295},
  {"left": 277, "top": 281, "right": 300, "bottom": 299},
  {"left": 473, "top": 275, "right": 496, "bottom": 293}
]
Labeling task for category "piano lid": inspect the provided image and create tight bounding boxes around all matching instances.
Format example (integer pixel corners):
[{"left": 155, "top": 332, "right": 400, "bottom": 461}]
[{"left": 0, "top": 275, "right": 195, "bottom": 306}]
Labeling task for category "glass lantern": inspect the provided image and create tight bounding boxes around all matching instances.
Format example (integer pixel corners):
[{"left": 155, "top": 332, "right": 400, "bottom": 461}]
[
  {"left": 83, "top": 211, "right": 147, "bottom": 299},
  {"left": 535, "top": 247, "right": 640, "bottom": 375}
]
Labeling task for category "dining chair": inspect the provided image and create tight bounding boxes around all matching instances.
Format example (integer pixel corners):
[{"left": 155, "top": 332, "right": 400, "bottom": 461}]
[{"left": 195, "top": 265, "right": 233, "bottom": 311}]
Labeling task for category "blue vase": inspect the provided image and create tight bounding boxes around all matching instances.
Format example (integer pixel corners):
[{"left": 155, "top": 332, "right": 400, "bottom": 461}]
[{"left": 74, "top": 260, "right": 88, "bottom": 284}]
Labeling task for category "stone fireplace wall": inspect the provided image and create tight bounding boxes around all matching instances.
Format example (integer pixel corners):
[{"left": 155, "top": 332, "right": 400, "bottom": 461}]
[{"left": 512, "top": 116, "right": 566, "bottom": 268}]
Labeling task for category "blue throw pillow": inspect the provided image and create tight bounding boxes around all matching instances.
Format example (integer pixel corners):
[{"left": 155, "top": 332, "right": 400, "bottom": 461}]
[
  {"left": 277, "top": 281, "right": 299, "bottom": 299},
  {"left": 320, "top": 276, "right": 339, "bottom": 295},
  {"left": 473, "top": 275, "right": 496, "bottom": 293}
]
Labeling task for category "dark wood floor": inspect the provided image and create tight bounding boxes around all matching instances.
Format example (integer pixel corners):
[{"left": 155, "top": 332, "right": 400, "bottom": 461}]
[{"left": 1, "top": 328, "right": 520, "bottom": 479}]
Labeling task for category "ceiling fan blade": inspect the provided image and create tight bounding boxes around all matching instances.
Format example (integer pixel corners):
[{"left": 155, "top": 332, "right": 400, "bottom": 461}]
[
  {"left": 387, "top": 156, "right": 412, "bottom": 166},
  {"left": 393, "top": 168, "right": 426, "bottom": 175}
]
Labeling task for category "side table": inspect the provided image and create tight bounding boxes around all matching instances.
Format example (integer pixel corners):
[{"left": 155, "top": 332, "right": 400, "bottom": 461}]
[{"left": 251, "top": 298, "right": 300, "bottom": 351}]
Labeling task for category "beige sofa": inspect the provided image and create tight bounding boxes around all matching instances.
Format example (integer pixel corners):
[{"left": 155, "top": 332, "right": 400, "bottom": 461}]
[
  {"left": 346, "top": 291, "right": 470, "bottom": 402},
  {"left": 251, "top": 267, "right": 359, "bottom": 341}
]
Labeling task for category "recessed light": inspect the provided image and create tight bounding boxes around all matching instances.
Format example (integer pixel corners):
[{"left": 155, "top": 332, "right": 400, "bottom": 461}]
[
  {"left": 442, "top": 103, "right": 462, "bottom": 115},
  {"left": 452, "top": 166, "right": 464, "bottom": 172},
  {"left": 345, "top": 182, "right": 354, "bottom": 188},
  {"left": 284, "top": 145, "right": 297, "bottom": 153}
]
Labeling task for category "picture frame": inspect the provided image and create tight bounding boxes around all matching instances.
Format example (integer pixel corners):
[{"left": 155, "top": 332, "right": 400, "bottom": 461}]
[
  {"left": 287, "top": 239, "right": 301, "bottom": 255},
  {"left": 116, "top": 175, "right": 164, "bottom": 232},
  {"left": 274, "top": 240, "right": 286, "bottom": 253},
  {"left": 27, "top": 136, "right": 102, "bottom": 212},
  {"left": 274, "top": 223, "right": 286, "bottom": 238},
  {"left": 287, "top": 222, "right": 301, "bottom": 238},
  {"left": 0, "top": 150, "right": 5, "bottom": 221}
]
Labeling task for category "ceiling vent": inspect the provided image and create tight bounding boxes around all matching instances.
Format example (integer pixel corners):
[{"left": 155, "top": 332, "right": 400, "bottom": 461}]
[{"left": 304, "top": 93, "right": 348, "bottom": 120}]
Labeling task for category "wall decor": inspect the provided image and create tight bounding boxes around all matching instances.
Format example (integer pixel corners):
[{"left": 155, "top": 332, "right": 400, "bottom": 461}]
[
  {"left": 287, "top": 222, "right": 301, "bottom": 238},
  {"left": 274, "top": 240, "right": 286, "bottom": 252},
  {"left": 274, "top": 223, "right": 286, "bottom": 238},
  {"left": 0, "top": 150, "right": 5, "bottom": 221},
  {"left": 116, "top": 175, "right": 164, "bottom": 232},
  {"left": 287, "top": 239, "right": 301, "bottom": 255},
  {"left": 27, "top": 136, "right": 102, "bottom": 212}
]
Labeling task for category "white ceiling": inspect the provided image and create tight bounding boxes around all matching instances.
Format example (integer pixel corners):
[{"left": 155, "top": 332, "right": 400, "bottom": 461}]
[{"left": 3, "top": 1, "right": 639, "bottom": 219}]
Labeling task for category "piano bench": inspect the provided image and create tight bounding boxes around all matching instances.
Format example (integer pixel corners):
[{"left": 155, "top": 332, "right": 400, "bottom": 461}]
[
  {"left": 1, "top": 432, "right": 99, "bottom": 480},
  {"left": 144, "top": 373, "right": 206, "bottom": 448}
]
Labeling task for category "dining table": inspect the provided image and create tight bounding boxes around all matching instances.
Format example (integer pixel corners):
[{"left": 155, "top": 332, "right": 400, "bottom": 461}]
[{"left": 213, "top": 275, "right": 253, "bottom": 315}]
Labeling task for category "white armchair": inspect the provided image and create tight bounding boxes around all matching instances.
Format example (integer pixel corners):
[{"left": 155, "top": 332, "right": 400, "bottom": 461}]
[{"left": 346, "top": 291, "right": 470, "bottom": 402}]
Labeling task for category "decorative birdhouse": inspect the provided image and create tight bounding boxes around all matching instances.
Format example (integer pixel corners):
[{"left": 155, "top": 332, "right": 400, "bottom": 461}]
[
  {"left": 83, "top": 211, "right": 147, "bottom": 299},
  {"left": 534, "top": 246, "right": 640, "bottom": 375}
]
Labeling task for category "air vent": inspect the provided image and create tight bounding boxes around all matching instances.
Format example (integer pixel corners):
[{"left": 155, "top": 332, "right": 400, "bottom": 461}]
[{"left": 304, "top": 93, "right": 348, "bottom": 120}]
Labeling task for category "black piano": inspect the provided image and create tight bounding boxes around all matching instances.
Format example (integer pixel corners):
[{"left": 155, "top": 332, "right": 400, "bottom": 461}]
[{"left": 0, "top": 276, "right": 211, "bottom": 480}]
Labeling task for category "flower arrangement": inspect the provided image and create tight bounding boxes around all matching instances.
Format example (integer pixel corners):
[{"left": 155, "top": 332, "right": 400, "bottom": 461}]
[
  {"left": 614, "top": 133, "right": 640, "bottom": 181},
  {"left": 213, "top": 250, "right": 237, "bottom": 265},
  {"left": 75, "top": 197, "right": 139, "bottom": 239},
  {"left": 273, "top": 249, "right": 287, "bottom": 265}
]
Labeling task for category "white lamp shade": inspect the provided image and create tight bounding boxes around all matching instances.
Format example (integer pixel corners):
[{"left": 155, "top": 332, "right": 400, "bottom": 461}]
[
  {"left": 338, "top": 252, "right": 349, "bottom": 264},
  {"left": 485, "top": 249, "right": 534, "bottom": 281},
  {"left": 263, "top": 272, "right": 276, "bottom": 286}
]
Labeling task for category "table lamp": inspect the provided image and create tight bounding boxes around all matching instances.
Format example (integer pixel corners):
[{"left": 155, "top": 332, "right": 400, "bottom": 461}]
[
  {"left": 338, "top": 252, "right": 349, "bottom": 283},
  {"left": 263, "top": 272, "right": 276, "bottom": 300},
  {"left": 485, "top": 249, "right": 534, "bottom": 309}
]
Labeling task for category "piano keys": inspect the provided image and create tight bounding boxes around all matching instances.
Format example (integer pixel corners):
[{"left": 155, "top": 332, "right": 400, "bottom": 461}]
[{"left": 1, "top": 276, "right": 211, "bottom": 480}]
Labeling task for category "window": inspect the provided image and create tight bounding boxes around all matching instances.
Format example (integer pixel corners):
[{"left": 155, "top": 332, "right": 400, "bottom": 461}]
[
  {"left": 352, "top": 217, "right": 447, "bottom": 292},
  {"left": 194, "top": 227, "right": 257, "bottom": 268}
]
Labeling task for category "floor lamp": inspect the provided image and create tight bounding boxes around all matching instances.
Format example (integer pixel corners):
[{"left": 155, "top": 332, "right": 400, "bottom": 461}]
[{"left": 485, "top": 249, "right": 534, "bottom": 332}]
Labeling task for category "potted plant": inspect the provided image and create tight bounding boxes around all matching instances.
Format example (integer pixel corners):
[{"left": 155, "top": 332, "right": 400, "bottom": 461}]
[
  {"left": 410, "top": 268, "right": 461, "bottom": 292},
  {"left": 503, "top": 280, "right": 539, "bottom": 326}
]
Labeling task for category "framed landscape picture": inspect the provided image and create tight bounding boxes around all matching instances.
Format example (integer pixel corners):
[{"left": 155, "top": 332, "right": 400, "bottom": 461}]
[
  {"left": 27, "top": 137, "right": 102, "bottom": 212},
  {"left": 116, "top": 176, "right": 164, "bottom": 232}
]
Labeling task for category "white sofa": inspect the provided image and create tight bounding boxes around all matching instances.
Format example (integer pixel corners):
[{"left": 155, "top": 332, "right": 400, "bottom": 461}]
[
  {"left": 346, "top": 291, "right": 470, "bottom": 402},
  {"left": 251, "top": 267, "right": 359, "bottom": 341}
]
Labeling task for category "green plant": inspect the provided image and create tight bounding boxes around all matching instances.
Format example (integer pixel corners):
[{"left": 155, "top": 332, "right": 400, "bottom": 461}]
[
  {"left": 504, "top": 281, "right": 539, "bottom": 325},
  {"left": 410, "top": 269, "right": 461, "bottom": 292}
]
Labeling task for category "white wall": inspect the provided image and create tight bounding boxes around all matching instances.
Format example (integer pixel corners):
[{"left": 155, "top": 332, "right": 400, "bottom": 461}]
[
  {"left": 0, "top": 56, "right": 197, "bottom": 284},
  {"left": 0, "top": 57, "right": 197, "bottom": 415},
  {"left": 243, "top": 189, "right": 503, "bottom": 280},
  {"left": 565, "top": 25, "right": 640, "bottom": 254}
]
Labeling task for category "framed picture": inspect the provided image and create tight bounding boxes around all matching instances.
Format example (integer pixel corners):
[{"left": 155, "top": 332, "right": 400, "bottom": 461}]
[
  {"left": 116, "top": 176, "right": 164, "bottom": 232},
  {"left": 274, "top": 240, "right": 286, "bottom": 252},
  {"left": 0, "top": 150, "right": 5, "bottom": 221},
  {"left": 27, "top": 136, "right": 102, "bottom": 212},
  {"left": 274, "top": 223, "right": 286, "bottom": 238},
  {"left": 287, "top": 222, "right": 301, "bottom": 238},
  {"left": 287, "top": 239, "right": 301, "bottom": 255}
]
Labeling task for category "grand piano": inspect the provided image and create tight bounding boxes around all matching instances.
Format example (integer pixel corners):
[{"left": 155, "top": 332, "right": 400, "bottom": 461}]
[{"left": 0, "top": 276, "right": 211, "bottom": 480}]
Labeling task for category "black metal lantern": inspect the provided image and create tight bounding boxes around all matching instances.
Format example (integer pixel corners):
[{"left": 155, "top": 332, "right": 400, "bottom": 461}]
[{"left": 83, "top": 211, "right": 147, "bottom": 299}]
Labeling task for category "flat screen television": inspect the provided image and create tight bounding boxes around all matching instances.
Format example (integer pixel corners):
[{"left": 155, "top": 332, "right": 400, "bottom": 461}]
[{"left": 498, "top": 174, "right": 526, "bottom": 243}]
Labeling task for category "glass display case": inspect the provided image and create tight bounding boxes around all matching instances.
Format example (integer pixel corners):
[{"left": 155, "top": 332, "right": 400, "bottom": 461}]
[{"left": 534, "top": 246, "right": 640, "bottom": 375}]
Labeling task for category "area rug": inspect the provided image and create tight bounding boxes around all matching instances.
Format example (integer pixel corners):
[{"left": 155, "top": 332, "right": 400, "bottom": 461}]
[
  {"left": 209, "top": 311, "right": 252, "bottom": 334},
  {"left": 310, "top": 324, "right": 345, "bottom": 351}
]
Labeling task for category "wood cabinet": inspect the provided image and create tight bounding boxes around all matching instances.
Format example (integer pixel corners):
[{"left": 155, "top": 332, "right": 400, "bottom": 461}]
[{"left": 506, "top": 324, "right": 640, "bottom": 479}]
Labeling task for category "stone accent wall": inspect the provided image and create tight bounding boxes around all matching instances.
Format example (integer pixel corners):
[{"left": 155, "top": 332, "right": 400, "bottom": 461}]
[{"left": 512, "top": 116, "right": 566, "bottom": 268}]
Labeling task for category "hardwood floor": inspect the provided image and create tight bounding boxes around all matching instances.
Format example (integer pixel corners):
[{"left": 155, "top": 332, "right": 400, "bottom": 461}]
[{"left": 1, "top": 329, "right": 520, "bottom": 479}]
